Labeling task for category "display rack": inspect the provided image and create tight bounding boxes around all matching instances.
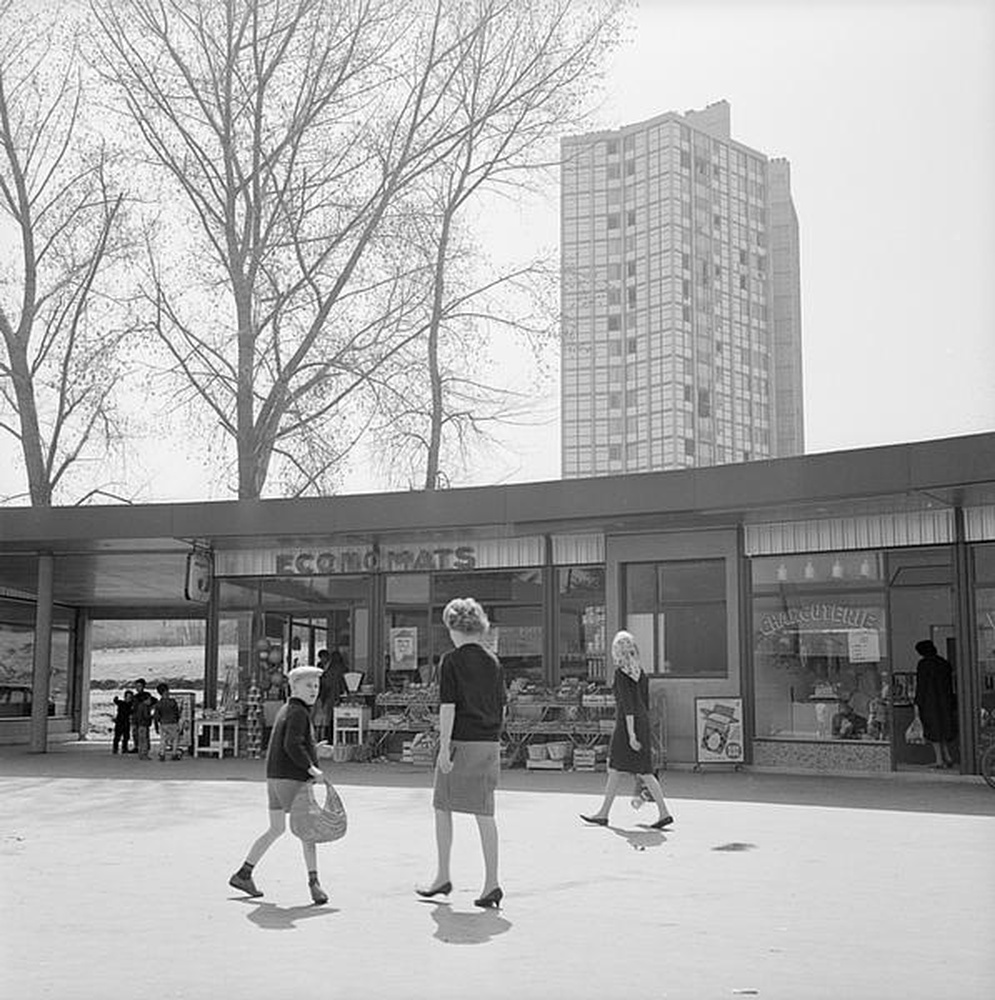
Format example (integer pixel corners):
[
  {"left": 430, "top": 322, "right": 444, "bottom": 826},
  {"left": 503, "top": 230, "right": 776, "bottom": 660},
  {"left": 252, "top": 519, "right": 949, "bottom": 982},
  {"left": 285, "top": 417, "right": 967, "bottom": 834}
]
[
  {"left": 503, "top": 693, "right": 616, "bottom": 768},
  {"left": 368, "top": 689, "right": 439, "bottom": 757}
]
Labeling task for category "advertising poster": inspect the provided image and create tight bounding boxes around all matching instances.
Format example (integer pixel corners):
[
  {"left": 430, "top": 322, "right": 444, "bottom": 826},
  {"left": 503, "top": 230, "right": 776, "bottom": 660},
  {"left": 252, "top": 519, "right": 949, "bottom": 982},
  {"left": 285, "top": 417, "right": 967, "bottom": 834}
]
[
  {"left": 171, "top": 690, "right": 197, "bottom": 755},
  {"left": 390, "top": 627, "right": 418, "bottom": 672},
  {"left": 695, "top": 696, "right": 745, "bottom": 764}
]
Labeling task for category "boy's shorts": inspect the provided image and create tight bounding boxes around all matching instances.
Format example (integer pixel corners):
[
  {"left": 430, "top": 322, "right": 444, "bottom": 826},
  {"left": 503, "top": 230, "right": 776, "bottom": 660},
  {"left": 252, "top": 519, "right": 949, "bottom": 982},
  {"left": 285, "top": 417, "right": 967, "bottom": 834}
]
[{"left": 267, "top": 778, "right": 308, "bottom": 812}]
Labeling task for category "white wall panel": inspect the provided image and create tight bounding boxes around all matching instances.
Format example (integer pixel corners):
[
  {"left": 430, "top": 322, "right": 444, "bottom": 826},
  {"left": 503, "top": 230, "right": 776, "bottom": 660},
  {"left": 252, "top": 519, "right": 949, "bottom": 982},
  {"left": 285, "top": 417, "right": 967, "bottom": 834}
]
[{"left": 745, "top": 509, "right": 954, "bottom": 555}]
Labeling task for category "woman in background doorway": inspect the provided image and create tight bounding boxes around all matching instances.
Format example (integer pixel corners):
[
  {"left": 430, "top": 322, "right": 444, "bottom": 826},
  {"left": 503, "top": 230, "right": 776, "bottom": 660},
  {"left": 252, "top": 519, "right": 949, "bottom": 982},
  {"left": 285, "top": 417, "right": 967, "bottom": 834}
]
[{"left": 914, "top": 639, "right": 958, "bottom": 769}]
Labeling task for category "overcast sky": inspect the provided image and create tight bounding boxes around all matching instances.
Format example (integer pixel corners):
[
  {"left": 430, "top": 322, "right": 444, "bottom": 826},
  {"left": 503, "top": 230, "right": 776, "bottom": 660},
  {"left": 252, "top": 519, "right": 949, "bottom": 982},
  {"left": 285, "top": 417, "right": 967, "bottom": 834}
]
[
  {"left": 4, "top": 0, "right": 994, "bottom": 502},
  {"left": 460, "top": 0, "right": 995, "bottom": 492}
]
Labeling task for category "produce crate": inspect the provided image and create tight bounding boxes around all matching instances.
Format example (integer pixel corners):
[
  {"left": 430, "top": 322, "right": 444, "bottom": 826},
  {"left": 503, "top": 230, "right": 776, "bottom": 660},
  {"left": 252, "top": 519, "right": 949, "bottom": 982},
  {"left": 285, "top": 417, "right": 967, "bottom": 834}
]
[{"left": 526, "top": 757, "right": 569, "bottom": 770}]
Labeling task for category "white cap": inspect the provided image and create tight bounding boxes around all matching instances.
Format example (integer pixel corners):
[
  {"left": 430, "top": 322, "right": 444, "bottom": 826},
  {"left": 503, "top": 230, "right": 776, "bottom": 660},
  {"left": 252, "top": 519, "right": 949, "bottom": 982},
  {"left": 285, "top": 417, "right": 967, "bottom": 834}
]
[{"left": 287, "top": 665, "right": 323, "bottom": 685}]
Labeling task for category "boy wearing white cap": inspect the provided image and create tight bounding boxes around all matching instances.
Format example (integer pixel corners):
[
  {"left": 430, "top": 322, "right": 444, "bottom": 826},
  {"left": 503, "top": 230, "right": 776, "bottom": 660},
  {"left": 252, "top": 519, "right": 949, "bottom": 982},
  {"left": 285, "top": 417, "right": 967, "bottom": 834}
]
[{"left": 229, "top": 665, "right": 331, "bottom": 904}]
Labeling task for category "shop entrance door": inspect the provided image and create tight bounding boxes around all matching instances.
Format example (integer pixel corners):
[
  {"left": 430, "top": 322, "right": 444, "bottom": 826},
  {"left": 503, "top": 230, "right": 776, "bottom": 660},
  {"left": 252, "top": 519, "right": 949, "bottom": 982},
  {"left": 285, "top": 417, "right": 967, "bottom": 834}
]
[
  {"left": 887, "top": 551, "right": 956, "bottom": 770},
  {"left": 216, "top": 574, "right": 371, "bottom": 716}
]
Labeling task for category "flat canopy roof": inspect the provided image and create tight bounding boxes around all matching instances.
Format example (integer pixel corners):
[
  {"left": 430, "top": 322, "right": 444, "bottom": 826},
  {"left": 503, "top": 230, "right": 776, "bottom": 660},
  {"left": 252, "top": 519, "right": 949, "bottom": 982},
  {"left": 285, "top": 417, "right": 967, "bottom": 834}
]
[{"left": 1, "top": 432, "right": 994, "bottom": 609}]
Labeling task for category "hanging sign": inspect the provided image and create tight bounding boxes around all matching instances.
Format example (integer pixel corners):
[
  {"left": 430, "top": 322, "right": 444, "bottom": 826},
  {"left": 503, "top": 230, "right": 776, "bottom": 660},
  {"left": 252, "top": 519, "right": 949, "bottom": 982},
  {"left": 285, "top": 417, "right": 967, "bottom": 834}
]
[{"left": 185, "top": 550, "right": 213, "bottom": 603}]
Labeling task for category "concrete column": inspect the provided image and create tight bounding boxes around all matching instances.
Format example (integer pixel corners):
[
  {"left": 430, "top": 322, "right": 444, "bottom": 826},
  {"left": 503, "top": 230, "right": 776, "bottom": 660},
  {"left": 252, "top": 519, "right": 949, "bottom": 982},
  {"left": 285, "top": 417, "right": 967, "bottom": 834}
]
[
  {"left": 203, "top": 578, "right": 219, "bottom": 710},
  {"left": 75, "top": 612, "right": 93, "bottom": 738},
  {"left": 953, "top": 507, "right": 977, "bottom": 773},
  {"left": 29, "top": 553, "right": 55, "bottom": 753}
]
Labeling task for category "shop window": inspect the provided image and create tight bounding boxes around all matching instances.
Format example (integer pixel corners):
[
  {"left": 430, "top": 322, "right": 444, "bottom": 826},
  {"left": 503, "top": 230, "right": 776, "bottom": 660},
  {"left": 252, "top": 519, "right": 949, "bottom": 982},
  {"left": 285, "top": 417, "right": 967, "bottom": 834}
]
[
  {"left": 622, "top": 560, "right": 727, "bottom": 677},
  {"left": 558, "top": 567, "right": 606, "bottom": 682},
  {"left": 976, "top": 586, "right": 995, "bottom": 726},
  {"left": 751, "top": 554, "right": 889, "bottom": 743},
  {"left": 0, "top": 599, "right": 74, "bottom": 718},
  {"left": 487, "top": 605, "right": 543, "bottom": 685}
]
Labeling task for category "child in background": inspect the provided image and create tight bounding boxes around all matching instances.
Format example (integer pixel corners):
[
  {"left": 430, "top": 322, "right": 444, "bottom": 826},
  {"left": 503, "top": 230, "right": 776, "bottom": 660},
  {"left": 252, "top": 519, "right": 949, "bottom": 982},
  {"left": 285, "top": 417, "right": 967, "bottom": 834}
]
[
  {"left": 131, "top": 679, "right": 156, "bottom": 760},
  {"left": 154, "top": 682, "right": 183, "bottom": 761},
  {"left": 112, "top": 690, "right": 134, "bottom": 754}
]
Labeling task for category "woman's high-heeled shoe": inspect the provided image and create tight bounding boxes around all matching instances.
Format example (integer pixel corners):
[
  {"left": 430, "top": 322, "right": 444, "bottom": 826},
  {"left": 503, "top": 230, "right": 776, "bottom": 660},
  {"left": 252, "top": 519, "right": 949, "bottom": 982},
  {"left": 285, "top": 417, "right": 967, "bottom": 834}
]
[
  {"left": 580, "top": 814, "right": 608, "bottom": 826},
  {"left": 415, "top": 881, "right": 452, "bottom": 898},
  {"left": 641, "top": 815, "right": 674, "bottom": 830},
  {"left": 474, "top": 886, "right": 503, "bottom": 909}
]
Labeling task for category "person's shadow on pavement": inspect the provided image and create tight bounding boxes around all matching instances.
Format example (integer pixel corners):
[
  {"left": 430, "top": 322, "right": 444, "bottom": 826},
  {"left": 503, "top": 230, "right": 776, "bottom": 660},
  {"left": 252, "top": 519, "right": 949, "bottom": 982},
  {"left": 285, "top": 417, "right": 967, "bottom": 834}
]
[
  {"left": 607, "top": 824, "right": 666, "bottom": 851},
  {"left": 424, "top": 901, "right": 512, "bottom": 945},
  {"left": 234, "top": 898, "right": 341, "bottom": 931}
]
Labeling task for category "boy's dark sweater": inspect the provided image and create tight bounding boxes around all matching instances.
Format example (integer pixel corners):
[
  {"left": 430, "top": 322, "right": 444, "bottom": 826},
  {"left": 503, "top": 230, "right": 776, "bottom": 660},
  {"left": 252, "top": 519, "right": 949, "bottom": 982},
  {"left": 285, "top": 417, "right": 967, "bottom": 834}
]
[
  {"left": 265, "top": 697, "right": 318, "bottom": 782},
  {"left": 132, "top": 691, "right": 156, "bottom": 727},
  {"left": 154, "top": 695, "right": 182, "bottom": 726}
]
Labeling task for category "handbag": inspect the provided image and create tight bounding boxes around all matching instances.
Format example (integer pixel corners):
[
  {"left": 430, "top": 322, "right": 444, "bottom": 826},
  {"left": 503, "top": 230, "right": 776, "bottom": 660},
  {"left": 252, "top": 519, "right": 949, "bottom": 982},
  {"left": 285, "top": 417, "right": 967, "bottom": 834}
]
[
  {"left": 289, "top": 780, "right": 348, "bottom": 843},
  {"left": 904, "top": 713, "right": 926, "bottom": 746}
]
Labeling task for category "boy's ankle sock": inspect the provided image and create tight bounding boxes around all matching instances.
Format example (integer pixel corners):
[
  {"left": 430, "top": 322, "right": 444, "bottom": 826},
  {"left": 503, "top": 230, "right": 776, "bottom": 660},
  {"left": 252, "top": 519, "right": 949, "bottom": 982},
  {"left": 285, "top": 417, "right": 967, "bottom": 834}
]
[
  {"left": 237, "top": 861, "right": 255, "bottom": 879},
  {"left": 307, "top": 870, "right": 320, "bottom": 886}
]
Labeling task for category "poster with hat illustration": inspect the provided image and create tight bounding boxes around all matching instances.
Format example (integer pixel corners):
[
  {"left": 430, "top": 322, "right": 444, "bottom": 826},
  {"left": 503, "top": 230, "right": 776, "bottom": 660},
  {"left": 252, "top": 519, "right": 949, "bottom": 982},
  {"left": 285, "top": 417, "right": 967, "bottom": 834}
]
[{"left": 695, "top": 697, "right": 744, "bottom": 764}]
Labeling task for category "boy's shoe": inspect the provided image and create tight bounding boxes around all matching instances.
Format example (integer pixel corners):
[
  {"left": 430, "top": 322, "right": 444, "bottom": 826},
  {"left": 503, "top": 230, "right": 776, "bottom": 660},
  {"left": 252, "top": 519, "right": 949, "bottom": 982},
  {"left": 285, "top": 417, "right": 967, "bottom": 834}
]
[
  {"left": 158, "top": 755, "right": 166, "bottom": 761},
  {"left": 309, "top": 881, "right": 329, "bottom": 905},
  {"left": 229, "top": 872, "right": 263, "bottom": 897}
]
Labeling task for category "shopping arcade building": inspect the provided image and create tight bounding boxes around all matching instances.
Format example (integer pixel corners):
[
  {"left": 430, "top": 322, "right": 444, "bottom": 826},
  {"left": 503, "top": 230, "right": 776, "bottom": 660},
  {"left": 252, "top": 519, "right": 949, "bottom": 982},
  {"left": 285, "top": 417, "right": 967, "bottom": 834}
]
[{"left": 2, "top": 431, "right": 994, "bottom": 775}]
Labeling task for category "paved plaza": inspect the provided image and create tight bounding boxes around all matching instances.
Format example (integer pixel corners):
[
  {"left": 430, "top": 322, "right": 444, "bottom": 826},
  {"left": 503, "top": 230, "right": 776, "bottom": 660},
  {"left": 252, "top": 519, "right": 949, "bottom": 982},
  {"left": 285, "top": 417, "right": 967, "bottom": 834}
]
[{"left": 1, "top": 745, "right": 993, "bottom": 1000}]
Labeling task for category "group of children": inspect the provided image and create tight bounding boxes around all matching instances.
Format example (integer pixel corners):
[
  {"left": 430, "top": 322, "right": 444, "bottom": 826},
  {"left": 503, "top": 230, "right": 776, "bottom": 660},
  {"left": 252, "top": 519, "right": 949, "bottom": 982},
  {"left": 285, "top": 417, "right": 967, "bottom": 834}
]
[{"left": 111, "top": 679, "right": 184, "bottom": 760}]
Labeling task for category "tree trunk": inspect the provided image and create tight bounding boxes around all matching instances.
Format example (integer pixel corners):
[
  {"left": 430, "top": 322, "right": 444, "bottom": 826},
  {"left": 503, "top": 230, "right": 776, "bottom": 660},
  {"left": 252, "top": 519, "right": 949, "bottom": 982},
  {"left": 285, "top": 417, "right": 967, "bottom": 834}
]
[
  {"left": 6, "top": 339, "right": 51, "bottom": 506},
  {"left": 423, "top": 208, "right": 454, "bottom": 490},
  {"left": 234, "top": 285, "right": 260, "bottom": 499}
]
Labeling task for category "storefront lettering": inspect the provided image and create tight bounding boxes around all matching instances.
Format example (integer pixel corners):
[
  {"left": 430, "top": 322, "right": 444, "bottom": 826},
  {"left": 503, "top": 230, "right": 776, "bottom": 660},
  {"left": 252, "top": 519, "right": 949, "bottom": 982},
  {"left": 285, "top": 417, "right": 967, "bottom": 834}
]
[
  {"left": 759, "top": 603, "right": 879, "bottom": 637},
  {"left": 384, "top": 547, "right": 475, "bottom": 572},
  {"left": 274, "top": 545, "right": 476, "bottom": 575}
]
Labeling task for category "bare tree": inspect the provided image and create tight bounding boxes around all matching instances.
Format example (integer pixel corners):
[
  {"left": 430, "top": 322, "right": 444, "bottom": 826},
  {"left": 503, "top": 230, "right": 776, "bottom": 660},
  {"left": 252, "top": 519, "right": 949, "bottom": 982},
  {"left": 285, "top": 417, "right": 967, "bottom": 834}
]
[
  {"left": 373, "top": 0, "right": 626, "bottom": 490},
  {"left": 0, "top": 1, "right": 132, "bottom": 506},
  {"left": 373, "top": 198, "right": 557, "bottom": 489},
  {"left": 92, "top": 0, "right": 551, "bottom": 499}
]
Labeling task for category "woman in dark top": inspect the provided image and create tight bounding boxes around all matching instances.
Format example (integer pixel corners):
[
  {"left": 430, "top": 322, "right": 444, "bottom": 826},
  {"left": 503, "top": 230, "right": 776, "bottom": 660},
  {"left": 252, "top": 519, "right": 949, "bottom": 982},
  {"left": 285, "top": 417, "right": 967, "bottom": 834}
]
[
  {"left": 581, "top": 630, "right": 674, "bottom": 830},
  {"left": 913, "top": 639, "right": 958, "bottom": 768},
  {"left": 417, "top": 597, "right": 506, "bottom": 909}
]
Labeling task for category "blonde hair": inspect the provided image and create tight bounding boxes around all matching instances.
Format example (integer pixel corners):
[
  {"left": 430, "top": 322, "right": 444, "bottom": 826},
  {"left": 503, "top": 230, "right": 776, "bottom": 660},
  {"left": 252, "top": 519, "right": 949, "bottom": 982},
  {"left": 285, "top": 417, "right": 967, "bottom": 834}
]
[
  {"left": 442, "top": 597, "right": 489, "bottom": 636},
  {"left": 611, "top": 630, "right": 641, "bottom": 671}
]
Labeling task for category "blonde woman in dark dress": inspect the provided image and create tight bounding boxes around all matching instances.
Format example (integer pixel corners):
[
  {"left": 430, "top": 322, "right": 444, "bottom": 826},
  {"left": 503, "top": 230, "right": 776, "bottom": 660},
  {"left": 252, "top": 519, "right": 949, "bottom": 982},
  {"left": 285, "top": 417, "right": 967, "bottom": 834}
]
[
  {"left": 581, "top": 630, "right": 674, "bottom": 830},
  {"left": 417, "top": 597, "right": 506, "bottom": 908}
]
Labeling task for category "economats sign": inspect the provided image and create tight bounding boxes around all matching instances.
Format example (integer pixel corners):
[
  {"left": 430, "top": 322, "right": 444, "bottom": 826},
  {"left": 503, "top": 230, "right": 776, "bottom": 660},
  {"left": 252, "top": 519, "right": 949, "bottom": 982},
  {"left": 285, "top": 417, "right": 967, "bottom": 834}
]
[{"left": 273, "top": 546, "right": 477, "bottom": 575}]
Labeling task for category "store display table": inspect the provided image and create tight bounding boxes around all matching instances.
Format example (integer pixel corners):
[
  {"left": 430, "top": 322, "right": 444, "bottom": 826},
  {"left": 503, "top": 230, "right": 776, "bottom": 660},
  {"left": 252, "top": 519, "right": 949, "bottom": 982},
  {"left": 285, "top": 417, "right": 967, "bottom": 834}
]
[{"left": 194, "top": 717, "right": 240, "bottom": 758}]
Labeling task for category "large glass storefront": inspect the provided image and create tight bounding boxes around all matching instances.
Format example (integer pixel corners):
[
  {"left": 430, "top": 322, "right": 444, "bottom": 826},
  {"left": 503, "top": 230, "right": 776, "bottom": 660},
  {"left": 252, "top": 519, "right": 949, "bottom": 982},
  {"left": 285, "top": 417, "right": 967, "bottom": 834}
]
[
  {"left": 385, "top": 569, "right": 544, "bottom": 686},
  {"left": 750, "top": 547, "right": 967, "bottom": 771},
  {"left": 753, "top": 553, "right": 889, "bottom": 746},
  {"left": 974, "top": 543, "right": 995, "bottom": 732},
  {"left": 0, "top": 598, "right": 73, "bottom": 720}
]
